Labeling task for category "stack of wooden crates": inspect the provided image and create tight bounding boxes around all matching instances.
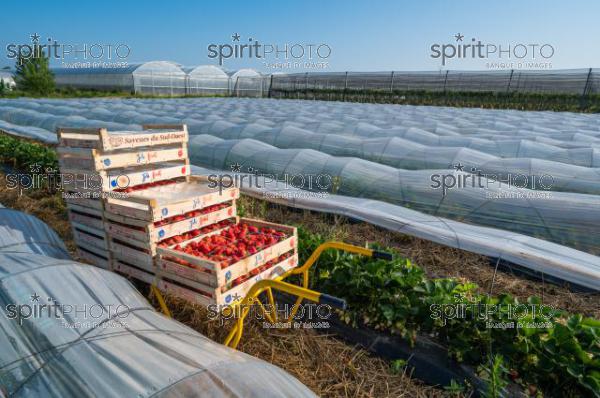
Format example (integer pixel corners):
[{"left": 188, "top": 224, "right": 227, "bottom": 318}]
[{"left": 57, "top": 125, "right": 298, "bottom": 307}]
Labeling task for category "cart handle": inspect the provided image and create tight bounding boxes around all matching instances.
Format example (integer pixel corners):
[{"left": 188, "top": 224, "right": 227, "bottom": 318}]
[
  {"left": 290, "top": 241, "right": 393, "bottom": 277},
  {"left": 319, "top": 293, "right": 347, "bottom": 310}
]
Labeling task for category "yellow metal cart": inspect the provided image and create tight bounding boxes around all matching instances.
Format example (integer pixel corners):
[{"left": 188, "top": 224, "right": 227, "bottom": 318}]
[{"left": 152, "top": 241, "right": 392, "bottom": 349}]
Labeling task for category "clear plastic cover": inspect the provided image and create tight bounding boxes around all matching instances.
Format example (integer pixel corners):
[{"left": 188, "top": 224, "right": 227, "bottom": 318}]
[
  {"left": 0, "top": 211, "right": 317, "bottom": 398},
  {"left": 0, "top": 97, "right": 598, "bottom": 289}
]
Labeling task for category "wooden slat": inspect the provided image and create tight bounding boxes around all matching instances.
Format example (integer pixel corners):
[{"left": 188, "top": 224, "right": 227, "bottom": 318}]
[
  {"left": 68, "top": 209, "right": 104, "bottom": 230},
  {"left": 77, "top": 247, "right": 111, "bottom": 269},
  {"left": 113, "top": 261, "right": 156, "bottom": 284},
  {"left": 93, "top": 145, "right": 187, "bottom": 170}
]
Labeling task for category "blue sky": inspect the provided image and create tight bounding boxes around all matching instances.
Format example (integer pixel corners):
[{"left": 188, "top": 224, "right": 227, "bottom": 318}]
[{"left": 2, "top": 0, "right": 599, "bottom": 72}]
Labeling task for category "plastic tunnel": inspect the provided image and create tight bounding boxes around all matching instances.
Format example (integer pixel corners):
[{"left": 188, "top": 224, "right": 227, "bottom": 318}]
[
  {"left": 0, "top": 209, "right": 317, "bottom": 397},
  {"left": 0, "top": 98, "right": 598, "bottom": 290}
]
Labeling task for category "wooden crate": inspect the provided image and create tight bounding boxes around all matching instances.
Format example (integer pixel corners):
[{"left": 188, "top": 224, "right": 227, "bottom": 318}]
[
  {"left": 157, "top": 253, "right": 298, "bottom": 307},
  {"left": 108, "top": 238, "right": 155, "bottom": 270},
  {"left": 64, "top": 193, "right": 104, "bottom": 211},
  {"left": 67, "top": 204, "right": 105, "bottom": 230},
  {"left": 108, "top": 217, "right": 237, "bottom": 270},
  {"left": 57, "top": 125, "right": 188, "bottom": 151},
  {"left": 60, "top": 162, "right": 190, "bottom": 193},
  {"left": 113, "top": 260, "right": 156, "bottom": 284},
  {"left": 71, "top": 222, "right": 109, "bottom": 251},
  {"left": 105, "top": 176, "right": 239, "bottom": 221},
  {"left": 76, "top": 242, "right": 111, "bottom": 270},
  {"left": 105, "top": 202, "right": 236, "bottom": 248},
  {"left": 57, "top": 144, "right": 188, "bottom": 171},
  {"left": 155, "top": 218, "right": 297, "bottom": 306}
]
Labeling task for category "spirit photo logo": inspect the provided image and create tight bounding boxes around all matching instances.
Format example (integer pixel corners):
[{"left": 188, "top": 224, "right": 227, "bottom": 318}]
[
  {"left": 430, "top": 294, "right": 556, "bottom": 329},
  {"left": 4, "top": 292, "right": 130, "bottom": 328},
  {"left": 206, "top": 162, "right": 334, "bottom": 197},
  {"left": 5, "top": 163, "right": 131, "bottom": 199},
  {"left": 207, "top": 33, "right": 331, "bottom": 68},
  {"left": 430, "top": 33, "right": 554, "bottom": 67},
  {"left": 430, "top": 163, "right": 554, "bottom": 197},
  {"left": 6, "top": 33, "right": 131, "bottom": 68},
  {"left": 208, "top": 301, "right": 332, "bottom": 329}
]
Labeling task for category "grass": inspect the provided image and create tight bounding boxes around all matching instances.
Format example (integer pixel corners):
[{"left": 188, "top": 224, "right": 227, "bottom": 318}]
[
  {"left": 270, "top": 88, "right": 600, "bottom": 113},
  {"left": 4, "top": 85, "right": 600, "bottom": 113}
]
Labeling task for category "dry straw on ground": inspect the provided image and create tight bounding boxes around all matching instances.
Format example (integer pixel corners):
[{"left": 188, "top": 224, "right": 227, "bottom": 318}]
[{"left": 154, "top": 293, "right": 445, "bottom": 398}]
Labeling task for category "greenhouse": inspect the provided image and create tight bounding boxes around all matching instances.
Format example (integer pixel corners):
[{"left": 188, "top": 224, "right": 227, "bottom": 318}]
[
  {"left": 0, "top": 97, "right": 598, "bottom": 289},
  {"left": 0, "top": 70, "right": 15, "bottom": 88},
  {"left": 0, "top": 208, "right": 317, "bottom": 397},
  {"left": 53, "top": 61, "right": 187, "bottom": 95},
  {"left": 184, "top": 65, "right": 230, "bottom": 95},
  {"left": 228, "top": 68, "right": 265, "bottom": 97}
]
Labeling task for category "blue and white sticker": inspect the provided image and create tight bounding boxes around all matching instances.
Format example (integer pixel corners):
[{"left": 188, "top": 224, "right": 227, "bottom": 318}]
[
  {"left": 225, "top": 294, "right": 232, "bottom": 304},
  {"left": 110, "top": 179, "right": 118, "bottom": 187},
  {"left": 161, "top": 208, "right": 169, "bottom": 216},
  {"left": 103, "top": 158, "right": 111, "bottom": 166},
  {"left": 225, "top": 270, "right": 232, "bottom": 281},
  {"left": 158, "top": 230, "right": 165, "bottom": 238}
]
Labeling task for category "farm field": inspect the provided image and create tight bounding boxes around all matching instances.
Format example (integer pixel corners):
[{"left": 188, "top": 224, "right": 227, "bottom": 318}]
[
  {"left": 0, "top": 97, "right": 599, "bottom": 289},
  {"left": 0, "top": 97, "right": 599, "bottom": 397},
  {"left": 0, "top": 169, "right": 598, "bottom": 397}
]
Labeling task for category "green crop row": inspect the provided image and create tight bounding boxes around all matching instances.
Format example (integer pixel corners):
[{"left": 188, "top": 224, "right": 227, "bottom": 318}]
[
  {"left": 297, "top": 228, "right": 600, "bottom": 397},
  {"left": 0, "top": 133, "right": 58, "bottom": 171},
  {"left": 271, "top": 88, "right": 600, "bottom": 113}
]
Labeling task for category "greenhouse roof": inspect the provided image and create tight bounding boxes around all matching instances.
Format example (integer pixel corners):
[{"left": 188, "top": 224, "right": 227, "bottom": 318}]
[
  {"left": 228, "top": 68, "right": 261, "bottom": 78},
  {"left": 183, "top": 64, "right": 229, "bottom": 77}
]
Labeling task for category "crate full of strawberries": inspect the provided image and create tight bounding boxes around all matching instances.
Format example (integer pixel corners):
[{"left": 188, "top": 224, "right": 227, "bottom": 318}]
[{"left": 156, "top": 218, "right": 298, "bottom": 306}]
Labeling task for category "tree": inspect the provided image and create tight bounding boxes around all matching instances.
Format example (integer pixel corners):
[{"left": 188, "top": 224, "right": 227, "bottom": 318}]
[{"left": 15, "top": 45, "right": 55, "bottom": 95}]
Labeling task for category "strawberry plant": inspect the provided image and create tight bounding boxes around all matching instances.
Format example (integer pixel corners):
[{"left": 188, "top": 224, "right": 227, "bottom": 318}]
[
  {"left": 297, "top": 227, "right": 600, "bottom": 397},
  {"left": 0, "top": 134, "right": 57, "bottom": 172}
]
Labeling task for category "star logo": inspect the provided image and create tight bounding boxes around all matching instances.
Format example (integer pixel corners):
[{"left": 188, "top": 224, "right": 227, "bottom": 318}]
[
  {"left": 30, "top": 33, "right": 40, "bottom": 43},
  {"left": 453, "top": 163, "right": 465, "bottom": 172},
  {"left": 454, "top": 33, "right": 464, "bottom": 42},
  {"left": 29, "top": 163, "right": 42, "bottom": 173},
  {"left": 232, "top": 293, "right": 241, "bottom": 302},
  {"left": 30, "top": 292, "right": 40, "bottom": 302},
  {"left": 230, "top": 162, "right": 242, "bottom": 172},
  {"left": 453, "top": 292, "right": 466, "bottom": 302},
  {"left": 232, "top": 33, "right": 241, "bottom": 42}
]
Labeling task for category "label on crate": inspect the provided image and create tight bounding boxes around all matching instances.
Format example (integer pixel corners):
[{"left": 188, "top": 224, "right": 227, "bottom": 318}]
[{"left": 106, "top": 131, "right": 186, "bottom": 149}]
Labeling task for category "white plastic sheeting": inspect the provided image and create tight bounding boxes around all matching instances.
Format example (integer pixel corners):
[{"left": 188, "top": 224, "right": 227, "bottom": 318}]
[
  {"left": 0, "top": 98, "right": 598, "bottom": 286},
  {"left": 0, "top": 207, "right": 69, "bottom": 259},
  {"left": 53, "top": 62, "right": 187, "bottom": 95},
  {"left": 0, "top": 210, "right": 317, "bottom": 397},
  {"left": 187, "top": 135, "right": 600, "bottom": 255},
  {"left": 199, "top": 124, "right": 600, "bottom": 195},
  {"left": 184, "top": 65, "right": 230, "bottom": 95},
  {"left": 192, "top": 166, "right": 600, "bottom": 291}
]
